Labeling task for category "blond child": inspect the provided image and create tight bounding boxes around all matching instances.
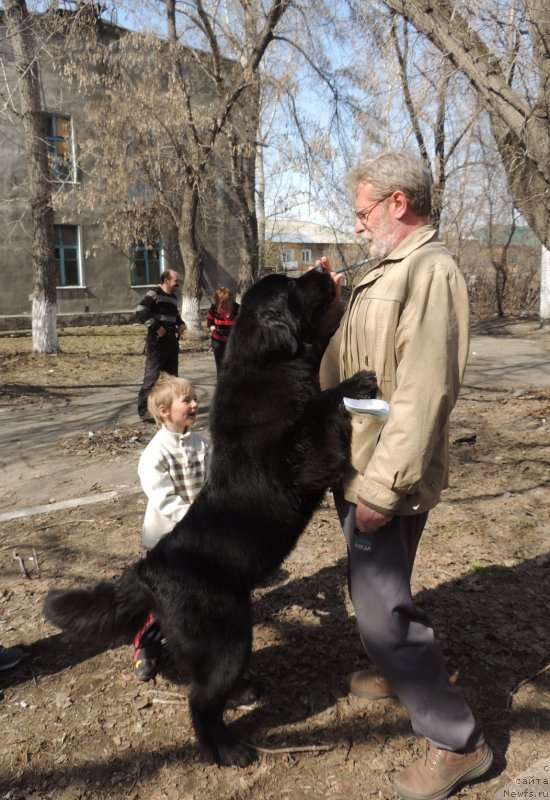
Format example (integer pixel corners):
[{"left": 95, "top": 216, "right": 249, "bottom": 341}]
[{"left": 133, "top": 373, "right": 210, "bottom": 680}]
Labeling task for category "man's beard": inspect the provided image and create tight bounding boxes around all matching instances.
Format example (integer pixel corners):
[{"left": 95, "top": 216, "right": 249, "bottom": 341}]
[
  {"left": 361, "top": 216, "right": 400, "bottom": 261},
  {"left": 367, "top": 236, "right": 393, "bottom": 261}
]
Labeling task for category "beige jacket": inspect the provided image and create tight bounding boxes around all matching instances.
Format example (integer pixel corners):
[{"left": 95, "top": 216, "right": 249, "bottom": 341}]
[{"left": 320, "top": 225, "right": 470, "bottom": 515}]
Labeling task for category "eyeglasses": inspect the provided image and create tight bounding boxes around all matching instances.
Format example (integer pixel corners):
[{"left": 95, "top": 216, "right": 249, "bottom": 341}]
[{"left": 354, "top": 197, "right": 387, "bottom": 225}]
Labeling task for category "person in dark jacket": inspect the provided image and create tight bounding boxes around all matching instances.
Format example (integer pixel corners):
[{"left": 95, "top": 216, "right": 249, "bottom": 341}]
[
  {"left": 136, "top": 270, "right": 186, "bottom": 421},
  {"left": 206, "top": 287, "right": 239, "bottom": 373}
]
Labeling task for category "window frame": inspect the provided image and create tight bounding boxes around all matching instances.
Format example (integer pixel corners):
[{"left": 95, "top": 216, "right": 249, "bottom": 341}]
[
  {"left": 46, "top": 113, "right": 77, "bottom": 184},
  {"left": 130, "top": 239, "right": 165, "bottom": 287},
  {"left": 280, "top": 249, "right": 294, "bottom": 264},
  {"left": 301, "top": 248, "right": 312, "bottom": 264},
  {"left": 54, "top": 224, "right": 83, "bottom": 288}
]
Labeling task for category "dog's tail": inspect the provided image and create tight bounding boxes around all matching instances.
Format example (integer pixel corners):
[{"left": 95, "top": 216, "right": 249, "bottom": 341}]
[{"left": 43, "top": 563, "right": 150, "bottom": 644}]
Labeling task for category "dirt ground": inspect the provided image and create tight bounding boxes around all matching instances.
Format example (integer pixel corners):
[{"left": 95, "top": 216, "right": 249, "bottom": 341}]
[{"left": 0, "top": 321, "right": 549, "bottom": 800}]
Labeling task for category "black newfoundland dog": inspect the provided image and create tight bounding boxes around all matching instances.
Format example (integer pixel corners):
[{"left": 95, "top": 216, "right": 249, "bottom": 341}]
[{"left": 44, "top": 267, "right": 377, "bottom": 767}]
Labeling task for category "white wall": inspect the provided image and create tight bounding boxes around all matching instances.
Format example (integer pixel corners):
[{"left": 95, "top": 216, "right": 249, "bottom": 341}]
[{"left": 541, "top": 246, "right": 550, "bottom": 324}]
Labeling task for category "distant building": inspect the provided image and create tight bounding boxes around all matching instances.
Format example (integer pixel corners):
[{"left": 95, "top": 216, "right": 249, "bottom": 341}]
[
  {"left": 0, "top": 9, "right": 242, "bottom": 329},
  {"left": 264, "top": 218, "right": 368, "bottom": 275}
]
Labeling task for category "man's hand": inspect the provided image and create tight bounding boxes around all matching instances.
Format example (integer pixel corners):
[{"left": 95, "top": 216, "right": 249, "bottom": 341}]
[
  {"left": 156, "top": 326, "right": 166, "bottom": 337},
  {"left": 355, "top": 500, "right": 393, "bottom": 533},
  {"left": 177, "top": 324, "right": 186, "bottom": 337},
  {"left": 314, "top": 256, "right": 343, "bottom": 302}
]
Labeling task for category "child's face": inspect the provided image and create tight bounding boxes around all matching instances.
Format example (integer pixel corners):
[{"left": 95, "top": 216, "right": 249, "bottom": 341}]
[{"left": 161, "top": 390, "right": 199, "bottom": 433}]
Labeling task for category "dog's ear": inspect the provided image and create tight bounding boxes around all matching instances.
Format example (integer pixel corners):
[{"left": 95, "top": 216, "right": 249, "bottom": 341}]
[
  {"left": 255, "top": 310, "right": 299, "bottom": 357},
  {"left": 229, "top": 309, "right": 299, "bottom": 359}
]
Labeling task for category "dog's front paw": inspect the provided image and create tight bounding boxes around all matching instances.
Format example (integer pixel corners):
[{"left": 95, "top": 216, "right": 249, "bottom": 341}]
[{"left": 341, "top": 370, "right": 378, "bottom": 400}]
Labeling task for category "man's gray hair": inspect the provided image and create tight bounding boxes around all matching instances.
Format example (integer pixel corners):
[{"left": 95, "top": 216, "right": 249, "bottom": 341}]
[{"left": 346, "top": 150, "right": 432, "bottom": 217}]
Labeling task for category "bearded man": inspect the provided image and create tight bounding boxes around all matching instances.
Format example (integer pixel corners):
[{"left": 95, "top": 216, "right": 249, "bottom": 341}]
[{"left": 318, "top": 150, "right": 493, "bottom": 800}]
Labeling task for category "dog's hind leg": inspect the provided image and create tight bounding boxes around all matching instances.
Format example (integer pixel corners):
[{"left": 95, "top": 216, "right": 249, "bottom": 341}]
[
  {"left": 186, "top": 631, "right": 256, "bottom": 767},
  {"left": 161, "top": 592, "right": 256, "bottom": 767}
]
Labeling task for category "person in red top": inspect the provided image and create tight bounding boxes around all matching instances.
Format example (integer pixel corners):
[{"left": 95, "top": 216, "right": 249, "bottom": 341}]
[{"left": 207, "top": 287, "right": 240, "bottom": 373}]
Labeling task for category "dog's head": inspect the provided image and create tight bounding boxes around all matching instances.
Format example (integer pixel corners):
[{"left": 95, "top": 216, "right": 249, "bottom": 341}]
[{"left": 226, "top": 268, "right": 336, "bottom": 361}]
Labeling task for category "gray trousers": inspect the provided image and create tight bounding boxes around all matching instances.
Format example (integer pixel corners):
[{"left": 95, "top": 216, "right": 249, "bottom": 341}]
[{"left": 334, "top": 489, "right": 484, "bottom": 752}]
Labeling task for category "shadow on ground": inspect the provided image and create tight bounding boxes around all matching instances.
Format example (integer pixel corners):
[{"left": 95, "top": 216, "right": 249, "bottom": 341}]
[{"left": 4, "top": 552, "right": 548, "bottom": 797}]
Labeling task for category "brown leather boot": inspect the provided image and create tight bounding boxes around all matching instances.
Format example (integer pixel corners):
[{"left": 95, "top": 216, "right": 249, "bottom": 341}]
[
  {"left": 393, "top": 740, "right": 493, "bottom": 800},
  {"left": 348, "top": 670, "right": 395, "bottom": 700}
]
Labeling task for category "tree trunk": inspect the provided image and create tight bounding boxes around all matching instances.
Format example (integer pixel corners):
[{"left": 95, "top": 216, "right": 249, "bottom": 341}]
[
  {"left": 256, "top": 136, "right": 266, "bottom": 276},
  {"left": 490, "top": 222, "right": 515, "bottom": 318},
  {"left": 229, "top": 117, "right": 260, "bottom": 294},
  {"left": 4, "top": 0, "right": 58, "bottom": 353},
  {"left": 489, "top": 119, "right": 550, "bottom": 251},
  {"left": 166, "top": 0, "right": 205, "bottom": 326},
  {"left": 227, "top": 63, "right": 262, "bottom": 293},
  {"left": 178, "top": 183, "right": 203, "bottom": 332}
]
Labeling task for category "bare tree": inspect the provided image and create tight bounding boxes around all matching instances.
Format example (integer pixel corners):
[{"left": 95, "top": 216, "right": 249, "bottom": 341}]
[
  {"left": 387, "top": 14, "right": 480, "bottom": 226},
  {"left": 55, "top": 0, "right": 292, "bottom": 327},
  {"left": 166, "top": 0, "right": 292, "bottom": 294},
  {"left": 475, "top": 130, "right": 520, "bottom": 317},
  {"left": 379, "top": 0, "right": 550, "bottom": 250},
  {"left": 3, "top": 0, "right": 58, "bottom": 353}
]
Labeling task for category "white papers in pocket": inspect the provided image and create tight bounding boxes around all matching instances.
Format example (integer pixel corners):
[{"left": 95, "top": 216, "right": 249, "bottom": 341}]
[{"left": 343, "top": 398, "right": 390, "bottom": 421}]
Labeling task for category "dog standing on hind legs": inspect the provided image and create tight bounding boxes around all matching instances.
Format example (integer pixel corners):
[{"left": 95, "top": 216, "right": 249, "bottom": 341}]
[{"left": 43, "top": 267, "right": 378, "bottom": 767}]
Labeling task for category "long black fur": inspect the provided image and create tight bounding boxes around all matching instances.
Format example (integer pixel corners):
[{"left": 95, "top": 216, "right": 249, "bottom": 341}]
[{"left": 43, "top": 268, "right": 378, "bottom": 766}]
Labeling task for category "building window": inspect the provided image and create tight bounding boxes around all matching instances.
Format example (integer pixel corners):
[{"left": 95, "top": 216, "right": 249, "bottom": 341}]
[
  {"left": 301, "top": 249, "right": 312, "bottom": 264},
  {"left": 55, "top": 225, "right": 82, "bottom": 286},
  {"left": 130, "top": 240, "right": 163, "bottom": 286},
  {"left": 46, "top": 114, "right": 75, "bottom": 182},
  {"left": 280, "top": 249, "right": 299, "bottom": 270},
  {"left": 281, "top": 250, "right": 294, "bottom": 264}
]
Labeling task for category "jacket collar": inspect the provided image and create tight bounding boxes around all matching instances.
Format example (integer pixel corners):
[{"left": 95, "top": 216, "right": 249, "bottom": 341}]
[
  {"left": 160, "top": 426, "right": 192, "bottom": 445},
  {"left": 357, "top": 225, "right": 438, "bottom": 288},
  {"left": 383, "top": 224, "right": 438, "bottom": 261}
]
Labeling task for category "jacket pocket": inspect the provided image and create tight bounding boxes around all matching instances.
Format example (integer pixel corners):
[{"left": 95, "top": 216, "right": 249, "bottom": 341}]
[{"left": 349, "top": 413, "right": 387, "bottom": 475}]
